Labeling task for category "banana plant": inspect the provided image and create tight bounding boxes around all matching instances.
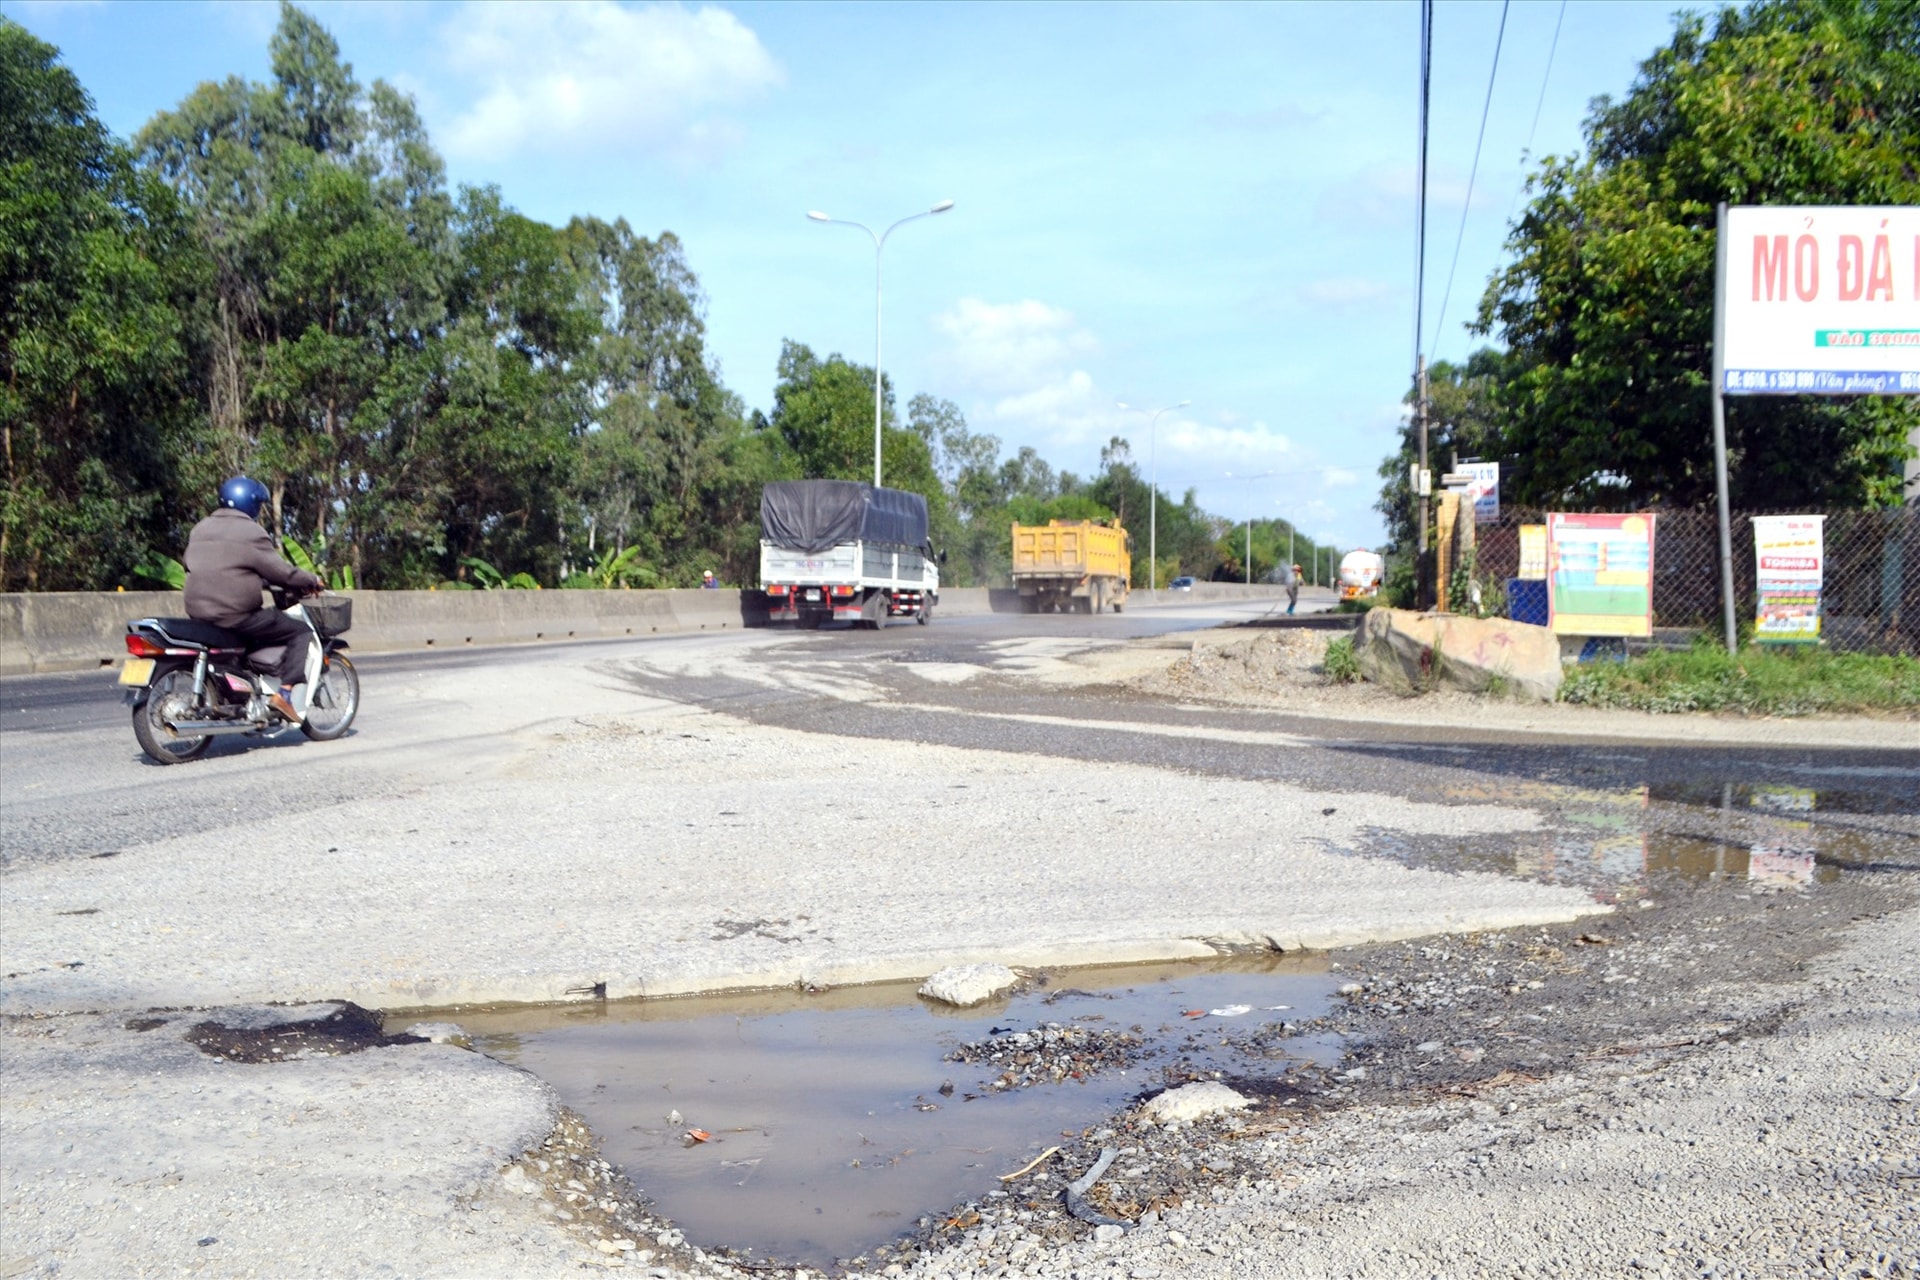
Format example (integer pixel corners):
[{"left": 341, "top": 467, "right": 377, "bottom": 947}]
[
  {"left": 281, "top": 536, "right": 355, "bottom": 590},
  {"left": 132, "top": 551, "right": 186, "bottom": 590},
  {"left": 586, "top": 545, "right": 659, "bottom": 590},
  {"left": 459, "top": 557, "right": 540, "bottom": 589}
]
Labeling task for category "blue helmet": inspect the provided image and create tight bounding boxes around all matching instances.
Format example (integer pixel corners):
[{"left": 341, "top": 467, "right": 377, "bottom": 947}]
[{"left": 219, "top": 476, "right": 271, "bottom": 519}]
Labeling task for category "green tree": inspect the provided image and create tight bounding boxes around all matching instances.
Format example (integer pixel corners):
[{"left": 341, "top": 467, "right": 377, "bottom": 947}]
[
  {"left": 136, "top": 2, "right": 464, "bottom": 581},
  {"left": 0, "top": 20, "right": 207, "bottom": 590},
  {"left": 766, "top": 339, "right": 942, "bottom": 507},
  {"left": 1475, "top": 0, "right": 1920, "bottom": 510},
  {"left": 565, "top": 215, "right": 742, "bottom": 582},
  {"left": 408, "top": 186, "right": 595, "bottom": 587},
  {"left": 1374, "top": 348, "right": 1512, "bottom": 555}
]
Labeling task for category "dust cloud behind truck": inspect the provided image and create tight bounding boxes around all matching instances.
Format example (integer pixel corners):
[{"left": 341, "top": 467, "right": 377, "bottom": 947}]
[
  {"left": 759, "top": 480, "right": 939, "bottom": 629},
  {"left": 1010, "top": 520, "right": 1131, "bottom": 613}
]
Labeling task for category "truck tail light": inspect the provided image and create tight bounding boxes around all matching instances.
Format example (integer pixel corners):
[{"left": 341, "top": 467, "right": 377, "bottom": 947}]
[
  {"left": 767, "top": 584, "right": 789, "bottom": 596},
  {"left": 830, "top": 585, "right": 856, "bottom": 598}
]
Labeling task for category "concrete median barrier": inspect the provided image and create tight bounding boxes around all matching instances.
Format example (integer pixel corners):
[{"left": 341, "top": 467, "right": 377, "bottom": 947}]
[
  {"left": 0, "top": 581, "right": 1295, "bottom": 676},
  {"left": 0, "top": 588, "right": 774, "bottom": 676}
]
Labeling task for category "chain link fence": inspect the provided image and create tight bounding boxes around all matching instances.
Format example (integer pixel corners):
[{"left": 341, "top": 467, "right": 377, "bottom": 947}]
[{"left": 1469, "top": 506, "right": 1920, "bottom": 656}]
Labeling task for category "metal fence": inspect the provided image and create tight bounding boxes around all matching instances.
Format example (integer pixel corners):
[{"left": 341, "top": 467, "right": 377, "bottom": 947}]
[{"left": 1471, "top": 506, "right": 1920, "bottom": 656}]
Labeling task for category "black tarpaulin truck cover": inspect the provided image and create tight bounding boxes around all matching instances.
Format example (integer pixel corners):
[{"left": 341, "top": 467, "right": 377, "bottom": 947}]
[{"left": 760, "top": 480, "right": 930, "bottom": 554}]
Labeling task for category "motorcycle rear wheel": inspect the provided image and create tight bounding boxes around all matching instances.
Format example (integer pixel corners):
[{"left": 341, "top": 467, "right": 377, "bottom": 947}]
[
  {"left": 133, "top": 669, "right": 213, "bottom": 764},
  {"left": 301, "top": 654, "right": 359, "bottom": 741}
]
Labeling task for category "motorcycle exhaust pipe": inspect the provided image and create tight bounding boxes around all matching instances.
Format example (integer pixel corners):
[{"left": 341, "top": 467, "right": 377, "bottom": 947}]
[{"left": 162, "top": 719, "right": 273, "bottom": 736}]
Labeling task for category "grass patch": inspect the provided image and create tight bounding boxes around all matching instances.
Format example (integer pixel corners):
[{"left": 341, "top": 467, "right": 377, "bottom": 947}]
[
  {"left": 1322, "top": 635, "right": 1362, "bottom": 683},
  {"left": 1558, "top": 639, "right": 1920, "bottom": 716}
]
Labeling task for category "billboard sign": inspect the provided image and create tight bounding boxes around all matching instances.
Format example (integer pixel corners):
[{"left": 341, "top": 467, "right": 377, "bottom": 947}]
[
  {"left": 1461, "top": 461, "right": 1500, "bottom": 524},
  {"left": 1547, "top": 513, "right": 1655, "bottom": 638},
  {"left": 1722, "top": 206, "right": 1920, "bottom": 396},
  {"left": 1751, "top": 514, "right": 1825, "bottom": 644}
]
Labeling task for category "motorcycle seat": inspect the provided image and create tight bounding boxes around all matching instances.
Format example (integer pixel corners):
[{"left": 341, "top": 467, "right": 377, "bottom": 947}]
[{"left": 141, "top": 617, "right": 248, "bottom": 651}]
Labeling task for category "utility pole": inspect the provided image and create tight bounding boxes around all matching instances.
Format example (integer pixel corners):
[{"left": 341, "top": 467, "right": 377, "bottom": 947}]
[
  {"left": 1416, "top": 354, "right": 1430, "bottom": 609},
  {"left": 1710, "top": 202, "right": 1738, "bottom": 654}
]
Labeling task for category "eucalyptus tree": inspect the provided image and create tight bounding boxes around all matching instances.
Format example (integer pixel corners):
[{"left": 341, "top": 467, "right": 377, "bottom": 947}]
[
  {"left": 0, "top": 20, "right": 206, "bottom": 590},
  {"left": 136, "top": 1, "right": 455, "bottom": 574},
  {"left": 565, "top": 215, "right": 740, "bottom": 575}
]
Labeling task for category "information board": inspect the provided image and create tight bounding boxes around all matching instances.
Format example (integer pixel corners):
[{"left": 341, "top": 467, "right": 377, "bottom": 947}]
[
  {"left": 1751, "top": 514, "right": 1826, "bottom": 644},
  {"left": 1722, "top": 206, "right": 1920, "bottom": 396},
  {"left": 1547, "top": 513, "right": 1655, "bottom": 638},
  {"left": 1462, "top": 461, "right": 1500, "bottom": 524}
]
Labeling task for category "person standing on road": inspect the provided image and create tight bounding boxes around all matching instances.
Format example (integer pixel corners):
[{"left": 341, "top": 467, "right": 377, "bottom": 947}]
[
  {"left": 183, "top": 477, "right": 323, "bottom": 722},
  {"left": 1287, "top": 564, "right": 1302, "bottom": 615}
]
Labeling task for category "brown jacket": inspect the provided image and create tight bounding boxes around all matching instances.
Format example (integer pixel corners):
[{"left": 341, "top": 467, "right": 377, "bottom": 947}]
[{"left": 183, "top": 509, "right": 322, "bottom": 626}]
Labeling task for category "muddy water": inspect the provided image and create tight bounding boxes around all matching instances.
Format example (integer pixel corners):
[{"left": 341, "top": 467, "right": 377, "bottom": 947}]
[
  {"left": 453, "top": 956, "right": 1342, "bottom": 1269},
  {"left": 1361, "top": 779, "right": 1914, "bottom": 893}
]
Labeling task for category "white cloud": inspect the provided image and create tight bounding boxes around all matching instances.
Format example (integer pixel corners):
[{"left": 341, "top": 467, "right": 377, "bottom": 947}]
[
  {"left": 438, "top": 1, "right": 782, "bottom": 163},
  {"left": 933, "top": 298, "right": 1308, "bottom": 473},
  {"left": 934, "top": 298, "right": 1100, "bottom": 393},
  {"left": 930, "top": 298, "right": 1113, "bottom": 449},
  {"left": 1161, "top": 418, "right": 1295, "bottom": 473}
]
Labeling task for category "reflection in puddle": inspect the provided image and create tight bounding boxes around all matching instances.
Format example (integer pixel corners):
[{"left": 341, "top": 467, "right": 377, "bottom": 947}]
[
  {"left": 448, "top": 957, "right": 1340, "bottom": 1270},
  {"left": 1368, "top": 778, "right": 1917, "bottom": 892}
]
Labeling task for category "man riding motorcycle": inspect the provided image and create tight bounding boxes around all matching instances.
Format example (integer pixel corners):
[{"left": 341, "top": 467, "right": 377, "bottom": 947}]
[{"left": 183, "top": 477, "right": 323, "bottom": 723}]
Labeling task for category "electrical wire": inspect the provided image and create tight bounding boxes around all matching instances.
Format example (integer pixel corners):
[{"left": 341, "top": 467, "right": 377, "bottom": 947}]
[
  {"left": 1503, "top": 0, "right": 1568, "bottom": 231},
  {"left": 1413, "top": 0, "right": 1433, "bottom": 379},
  {"left": 1428, "top": 0, "right": 1509, "bottom": 359}
]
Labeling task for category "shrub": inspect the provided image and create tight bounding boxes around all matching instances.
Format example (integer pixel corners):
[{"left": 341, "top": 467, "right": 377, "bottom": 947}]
[{"left": 1322, "top": 635, "right": 1361, "bottom": 683}]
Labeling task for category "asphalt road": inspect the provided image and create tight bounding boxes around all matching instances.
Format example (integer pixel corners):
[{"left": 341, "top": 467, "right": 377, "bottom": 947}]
[
  {"left": 0, "top": 600, "right": 1289, "bottom": 865},
  {"left": 4, "top": 600, "right": 1915, "bottom": 885},
  {"left": 5, "top": 597, "right": 1917, "bottom": 1280}
]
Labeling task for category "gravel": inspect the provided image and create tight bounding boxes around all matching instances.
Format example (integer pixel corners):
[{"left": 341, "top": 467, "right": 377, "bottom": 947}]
[
  {"left": 880, "top": 880, "right": 1920, "bottom": 1279},
  {"left": 3, "top": 625, "right": 1915, "bottom": 1278}
]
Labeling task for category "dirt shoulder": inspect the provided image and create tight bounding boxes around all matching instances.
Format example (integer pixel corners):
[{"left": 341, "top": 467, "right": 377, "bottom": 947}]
[
  {"left": 1091, "top": 624, "right": 1919, "bottom": 748},
  {"left": 894, "top": 871, "right": 1920, "bottom": 1279}
]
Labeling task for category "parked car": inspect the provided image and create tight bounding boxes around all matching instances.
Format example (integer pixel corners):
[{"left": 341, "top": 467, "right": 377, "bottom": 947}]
[{"left": 1167, "top": 575, "right": 1195, "bottom": 591}]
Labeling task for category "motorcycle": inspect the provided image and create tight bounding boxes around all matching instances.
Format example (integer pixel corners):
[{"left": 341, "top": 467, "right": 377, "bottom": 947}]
[{"left": 119, "top": 589, "right": 359, "bottom": 765}]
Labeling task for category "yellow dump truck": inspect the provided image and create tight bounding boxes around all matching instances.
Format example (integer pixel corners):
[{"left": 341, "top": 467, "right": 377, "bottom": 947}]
[{"left": 1010, "top": 520, "right": 1131, "bottom": 613}]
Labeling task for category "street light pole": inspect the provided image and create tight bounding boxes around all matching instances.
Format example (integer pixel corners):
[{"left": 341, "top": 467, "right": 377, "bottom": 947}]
[
  {"left": 1118, "top": 400, "right": 1189, "bottom": 591},
  {"left": 808, "top": 200, "right": 955, "bottom": 487},
  {"left": 1224, "top": 470, "right": 1280, "bottom": 585}
]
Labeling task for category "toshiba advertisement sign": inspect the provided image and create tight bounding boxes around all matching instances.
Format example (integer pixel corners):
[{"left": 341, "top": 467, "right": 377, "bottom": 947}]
[{"left": 1723, "top": 205, "right": 1920, "bottom": 396}]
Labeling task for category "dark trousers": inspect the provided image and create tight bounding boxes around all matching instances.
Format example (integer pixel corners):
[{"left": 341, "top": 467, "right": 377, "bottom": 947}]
[{"left": 229, "top": 608, "right": 314, "bottom": 686}]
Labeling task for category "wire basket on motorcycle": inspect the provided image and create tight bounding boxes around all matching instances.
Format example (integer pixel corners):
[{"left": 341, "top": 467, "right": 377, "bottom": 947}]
[{"left": 302, "top": 595, "right": 352, "bottom": 637}]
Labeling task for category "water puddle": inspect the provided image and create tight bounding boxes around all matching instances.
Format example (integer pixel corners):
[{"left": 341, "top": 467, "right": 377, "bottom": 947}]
[
  {"left": 444, "top": 956, "right": 1341, "bottom": 1269},
  {"left": 1361, "top": 780, "right": 1915, "bottom": 892}
]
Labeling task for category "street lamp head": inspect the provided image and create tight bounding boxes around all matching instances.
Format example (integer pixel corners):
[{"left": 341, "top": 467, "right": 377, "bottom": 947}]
[
  {"left": 807, "top": 210, "right": 831, "bottom": 222},
  {"left": 1174, "top": 400, "right": 1191, "bottom": 409},
  {"left": 1115, "top": 401, "right": 1131, "bottom": 411},
  {"left": 930, "top": 199, "right": 955, "bottom": 213}
]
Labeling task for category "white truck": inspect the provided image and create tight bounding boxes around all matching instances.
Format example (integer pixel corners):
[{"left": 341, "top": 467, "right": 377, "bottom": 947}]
[{"left": 759, "top": 480, "right": 940, "bottom": 629}]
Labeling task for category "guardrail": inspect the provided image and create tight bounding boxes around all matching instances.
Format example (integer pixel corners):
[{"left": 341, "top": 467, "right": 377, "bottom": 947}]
[{"left": 0, "top": 583, "right": 1291, "bottom": 677}]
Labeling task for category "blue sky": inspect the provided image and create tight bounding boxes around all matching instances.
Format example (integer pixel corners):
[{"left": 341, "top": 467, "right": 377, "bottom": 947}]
[{"left": 10, "top": 0, "right": 1696, "bottom": 548}]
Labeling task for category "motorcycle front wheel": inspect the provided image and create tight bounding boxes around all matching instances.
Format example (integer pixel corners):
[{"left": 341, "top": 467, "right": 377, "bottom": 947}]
[
  {"left": 301, "top": 654, "right": 359, "bottom": 741},
  {"left": 133, "top": 669, "right": 213, "bottom": 764}
]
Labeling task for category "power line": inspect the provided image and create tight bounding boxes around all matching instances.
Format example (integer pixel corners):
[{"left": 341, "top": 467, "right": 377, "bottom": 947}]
[
  {"left": 1503, "top": 0, "right": 1568, "bottom": 231},
  {"left": 1413, "top": 0, "right": 1433, "bottom": 377},
  {"left": 1428, "top": 0, "right": 1509, "bottom": 359},
  {"left": 1525, "top": 0, "right": 1567, "bottom": 156}
]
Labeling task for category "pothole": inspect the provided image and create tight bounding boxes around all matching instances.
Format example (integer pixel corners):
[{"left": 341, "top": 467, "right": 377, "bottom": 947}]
[{"left": 430, "top": 954, "right": 1345, "bottom": 1271}]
